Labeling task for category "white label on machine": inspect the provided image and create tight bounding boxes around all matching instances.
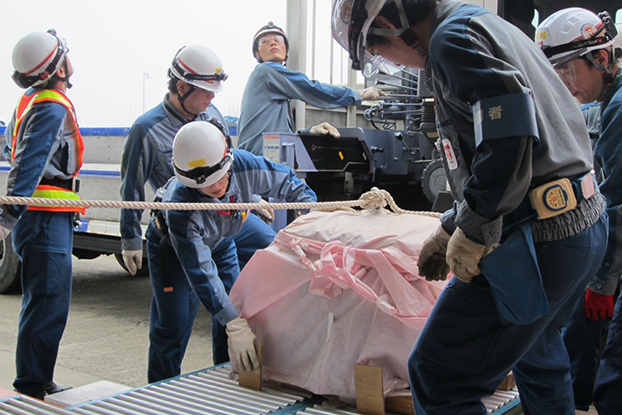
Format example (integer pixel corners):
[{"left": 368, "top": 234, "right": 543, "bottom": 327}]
[{"left": 263, "top": 135, "right": 281, "bottom": 163}]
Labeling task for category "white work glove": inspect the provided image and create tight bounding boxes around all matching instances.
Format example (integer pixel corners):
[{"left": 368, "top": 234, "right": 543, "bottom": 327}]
[
  {"left": 122, "top": 249, "right": 143, "bottom": 276},
  {"left": 359, "top": 86, "right": 386, "bottom": 101},
  {"left": 255, "top": 199, "right": 274, "bottom": 224},
  {"left": 446, "top": 227, "right": 488, "bottom": 283},
  {"left": 417, "top": 225, "right": 452, "bottom": 281},
  {"left": 309, "top": 122, "right": 340, "bottom": 138},
  {"left": 0, "top": 224, "right": 11, "bottom": 241},
  {"left": 226, "top": 317, "right": 259, "bottom": 372}
]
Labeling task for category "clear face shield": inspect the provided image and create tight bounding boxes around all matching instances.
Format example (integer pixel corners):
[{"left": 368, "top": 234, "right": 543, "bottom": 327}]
[
  {"left": 363, "top": 55, "right": 405, "bottom": 78},
  {"left": 554, "top": 58, "right": 581, "bottom": 89}
]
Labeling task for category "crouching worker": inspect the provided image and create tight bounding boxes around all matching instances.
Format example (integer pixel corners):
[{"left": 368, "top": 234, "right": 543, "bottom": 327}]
[{"left": 145, "top": 119, "right": 317, "bottom": 382}]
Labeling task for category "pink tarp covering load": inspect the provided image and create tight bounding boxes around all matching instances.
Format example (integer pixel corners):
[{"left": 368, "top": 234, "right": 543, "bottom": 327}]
[{"left": 229, "top": 209, "right": 448, "bottom": 401}]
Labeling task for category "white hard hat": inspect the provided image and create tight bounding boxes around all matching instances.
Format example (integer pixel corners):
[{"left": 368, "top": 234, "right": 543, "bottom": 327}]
[
  {"left": 169, "top": 45, "right": 227, "bottom": 93},
  {"left": 11, "top": 29, "right": 69, "bottom": 89},
  {"left": 173, "top": 120, "right": 233, "bottom": 188},
  {"left": 332, "top": 0, "right": 393, "bottom": 71},
  {"left": 535, "top": 7, "right": 618, "bottom": 67}
]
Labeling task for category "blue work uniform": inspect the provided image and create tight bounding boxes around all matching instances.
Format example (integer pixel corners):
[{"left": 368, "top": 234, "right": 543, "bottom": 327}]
[
  {"left": 120, "top": 94, "right": 275, "bottom": 269},
  {"left": 145, "top": 149, "right": 316, "bottom": 383},
  {"left": 592, "top": 68, "right": 622, "bottom": 415},
  {"left": 561, "top": 99, "right": 615, "bottom": 411},
  {"left": 1, "top": 88, "right": 82, "bottom": 397},
  {"left": 407, "top": 2, "right": 607, "bottom": 414},
  {"left": 237, "top": 61, "right": 362, "bottom": 155}
]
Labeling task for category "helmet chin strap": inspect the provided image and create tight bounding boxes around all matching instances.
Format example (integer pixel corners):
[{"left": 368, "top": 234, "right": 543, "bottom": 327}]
[
  {"left": 49, "top": 59, "right": 73, "bottom": 89},
  {"left": 177, "top": 84, "right": 199, "bottom": 116},
  {"left": 63, "top": 60, "right": 73, "bottom": 89}
]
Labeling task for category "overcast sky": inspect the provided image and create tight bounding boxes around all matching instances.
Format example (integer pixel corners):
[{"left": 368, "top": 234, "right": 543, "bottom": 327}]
[{"left": 1, "top": 1, "right": 342, "bottom": 128}]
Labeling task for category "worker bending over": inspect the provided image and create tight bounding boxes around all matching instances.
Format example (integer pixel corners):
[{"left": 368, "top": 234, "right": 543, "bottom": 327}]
[
  {"left": 145, "top": 119, "right": 316, "bottom": 382},
  {"left": 120, "top": 45, "right": 276, "bottom": 279},
  {"left": 332, "top": 0, "right": 607, "bottom": 413}
]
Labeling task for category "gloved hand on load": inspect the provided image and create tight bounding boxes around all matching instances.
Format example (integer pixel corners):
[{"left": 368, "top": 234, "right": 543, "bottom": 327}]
[
  {"left": 359, "top": 86, "right": 386, "bottom": 101},
  {"left": 446, "top": 227, "right": 488, "bottom": 283},
  {"left": 122, "top": 249, "right": 143, "bottom": 276},
  {"left": 226, "top": 317, "right": 259, "bottom": 371},
  {"left": 417, "top": 225, "right": 451, "bottom": 281},
  {"left": 309, "top": 122, "right": 340, "bottom": 138}
]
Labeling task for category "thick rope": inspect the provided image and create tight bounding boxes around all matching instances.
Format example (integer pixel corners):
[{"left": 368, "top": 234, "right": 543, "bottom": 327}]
[{"left": 0, "top": 187, "right": 441, "bottom": 218}]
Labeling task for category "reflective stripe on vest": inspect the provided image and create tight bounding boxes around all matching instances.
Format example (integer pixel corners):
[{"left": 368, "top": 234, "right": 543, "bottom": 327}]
[
  {"left": 29, "top": 185, "right": 85, "bottom": 214},
  {"left": 12, "top": 89, "right": 86, "bottom": 214}
]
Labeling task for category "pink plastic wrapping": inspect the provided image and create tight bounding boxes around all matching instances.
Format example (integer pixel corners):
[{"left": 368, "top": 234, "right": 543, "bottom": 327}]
[{"left": 229, "top": 209, "right": 448, "bottom": 401}]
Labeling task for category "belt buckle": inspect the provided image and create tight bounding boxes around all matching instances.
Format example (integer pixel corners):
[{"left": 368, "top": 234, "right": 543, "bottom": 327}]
[{"left": 528, "top": 178, "right": 577, "bottom": 220}]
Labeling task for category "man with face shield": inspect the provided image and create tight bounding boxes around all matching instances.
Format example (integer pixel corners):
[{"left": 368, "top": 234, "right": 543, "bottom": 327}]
[
  {"left": 537, "top": 8, "right": 622, "bottom": 414},
  {"left": 144, "top": 119, "right": 316, "bottom": 382},
  {"left": 332, "top": 0, "right": 609, "bottom": 413}
]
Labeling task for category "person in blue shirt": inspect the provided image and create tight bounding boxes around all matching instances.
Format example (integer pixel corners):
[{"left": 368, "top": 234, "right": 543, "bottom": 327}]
[
  {"left": 332, "top": 0, "right": 607, "bottom": 413},
  {"left": 537, "top": 8, "right": 622, "bottom": 414},
  {"left": 145, "top": 119, "right": 316, "bottom": 382},
  {"left": 1, "top": 29, "right": 81, "bottom": 400},
  {"left": 237, "top": 21, "right": 385, "bottom": 156}
]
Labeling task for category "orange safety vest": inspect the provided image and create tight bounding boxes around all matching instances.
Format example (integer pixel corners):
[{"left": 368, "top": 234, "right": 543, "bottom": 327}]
[{"left": 12, "top": 89, "right": 86, "bottom": 214}]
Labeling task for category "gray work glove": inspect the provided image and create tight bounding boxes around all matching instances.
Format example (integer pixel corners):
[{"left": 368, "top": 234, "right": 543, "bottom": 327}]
[
  {"left": 255, "top": 199, "right": 274, "bottom": 224},
  {"left": 359, "top": 86, "right": 386, "bottom": 101},
  {"left": 226, "top": 317, "right": 259, "bottom": 372},
  {"left": 446, "top": 227, "right": 488, "bottom": 283},
  {"left": 309, "top": 122, "right": 340, "bottom": 138},
  {"left": 122, "top": 249, "right": 143, "bottom": 276},
  {"left": 417, "top": 225, "right": 451, "bottom": 281}
]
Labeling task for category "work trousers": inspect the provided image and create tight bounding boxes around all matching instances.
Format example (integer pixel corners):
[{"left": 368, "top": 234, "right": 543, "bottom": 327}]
[
  {"left": 146, "top": 236, "right": 239, "bottom": 384},
  {"left": 12, "top": 211, "right": 74, "bottom": 396},
  {"left": 409, "top": 214, "right": 607, "bottom": 415},
  {"left": 562, "top": 289, "right": 612, "bottom": 411},
  {"left": 593, "top": 274, "right": 622, "bottom": 414}
]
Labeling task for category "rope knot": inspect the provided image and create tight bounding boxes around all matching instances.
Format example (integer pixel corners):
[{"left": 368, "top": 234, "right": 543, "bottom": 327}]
[{"left": 359, "top": 187, "right": 388, "bottom": 210}]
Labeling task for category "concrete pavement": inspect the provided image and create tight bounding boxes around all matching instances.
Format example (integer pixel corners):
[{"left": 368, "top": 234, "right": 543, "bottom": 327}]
[{"left": 0, "top": 254, "right": 213, "bottom": 393}]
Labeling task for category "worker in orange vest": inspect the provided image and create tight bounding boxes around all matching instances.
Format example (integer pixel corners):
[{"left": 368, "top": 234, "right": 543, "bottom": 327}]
[{"left": 1, "top": 29, "right": 84, "bottom": 400}]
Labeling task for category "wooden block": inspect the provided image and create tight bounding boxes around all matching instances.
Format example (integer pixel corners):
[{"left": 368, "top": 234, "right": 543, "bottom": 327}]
[
  {"left": 239, "top": 344, "right": 262, "bottom": 391},
  {"left": 385, "top": 390, "right": 414, "bottom": 415},
  {"left": 498, "top": 371, "right": 516, "bottom": 391},
  {"left": 354, "top": 364, "right": 385, "bottom": 415}
]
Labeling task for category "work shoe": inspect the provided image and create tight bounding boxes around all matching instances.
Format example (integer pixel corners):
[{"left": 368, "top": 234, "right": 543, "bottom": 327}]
[
  {"left": 44, "top": 381, "right": 73, "bottom": 395},
  {"left": 14, "top": 389, "right": 45, "bottom": 400}
]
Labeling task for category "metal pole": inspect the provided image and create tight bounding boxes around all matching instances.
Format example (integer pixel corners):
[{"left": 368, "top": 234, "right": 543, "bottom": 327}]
[
  {"left": 311, "top": 0, "right": 316, "bottom": 80},
  {"left": 346, "top": 67, "right": 357, "bottom": 127},
  {"left": 286, "top": 0, "right": 307, "bottom": 131}
]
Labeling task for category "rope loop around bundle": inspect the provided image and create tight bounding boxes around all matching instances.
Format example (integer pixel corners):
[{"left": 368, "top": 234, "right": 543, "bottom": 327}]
[{"left": 0, "top": 187, "right": 442, "bottom": 218}]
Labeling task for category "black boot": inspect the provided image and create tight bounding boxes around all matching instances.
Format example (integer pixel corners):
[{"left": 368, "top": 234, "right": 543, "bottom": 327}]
[{"left": 44, "top": 381, "right": 73, "bottom": 395}]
